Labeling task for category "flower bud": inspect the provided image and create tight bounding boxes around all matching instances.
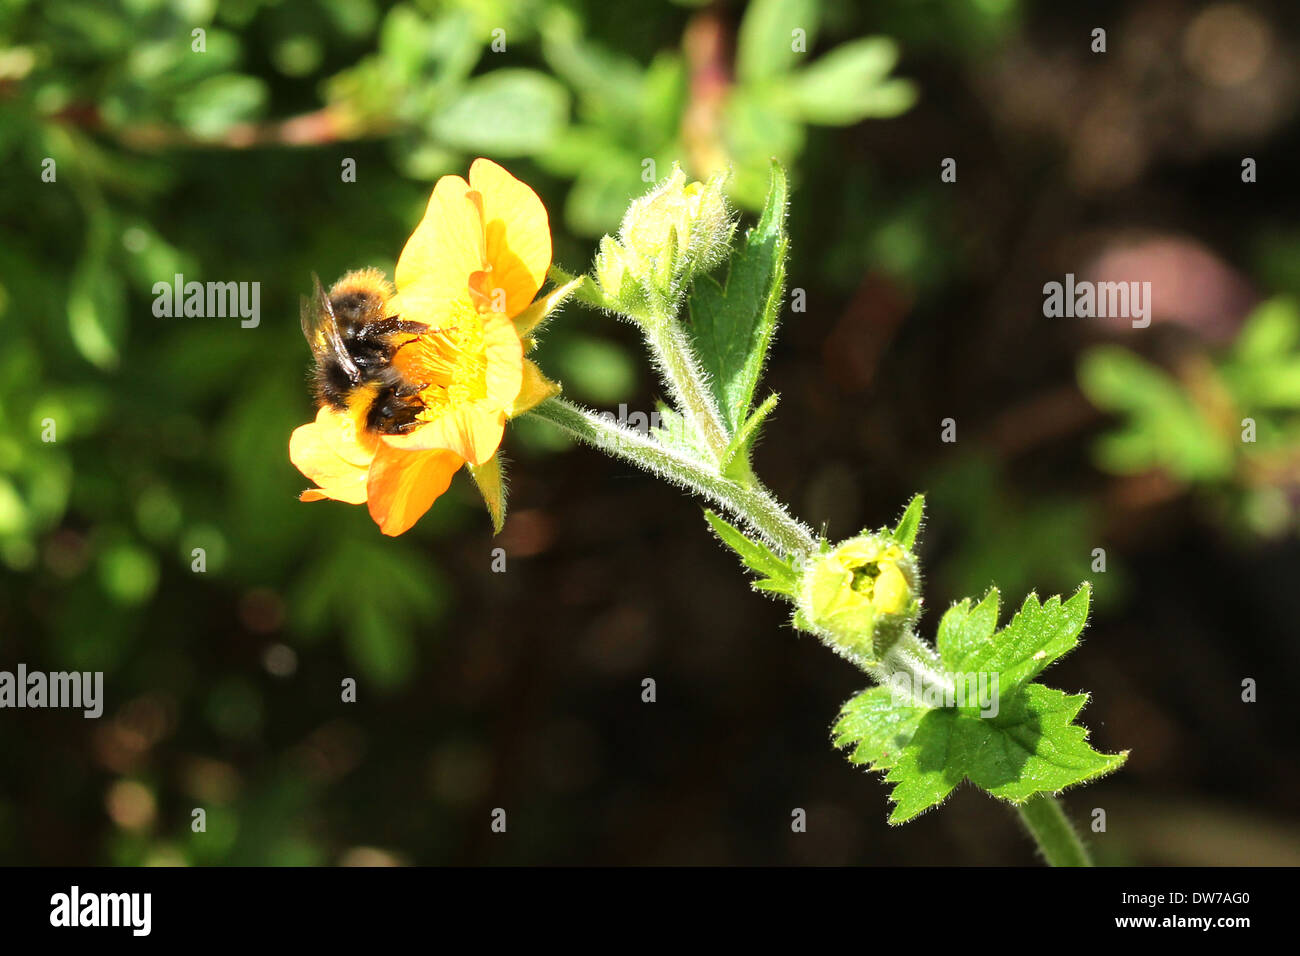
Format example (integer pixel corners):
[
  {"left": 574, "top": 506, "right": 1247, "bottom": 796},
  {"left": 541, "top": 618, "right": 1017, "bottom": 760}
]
[
  {"left": 797, "top": 534, "right": 920, "bottom": 664},
  {"left": 593, "top": 165, "right": 735, "bottom": 313},
  {"left": 593, "top": 234, "right": 647, "bottom": 312}
]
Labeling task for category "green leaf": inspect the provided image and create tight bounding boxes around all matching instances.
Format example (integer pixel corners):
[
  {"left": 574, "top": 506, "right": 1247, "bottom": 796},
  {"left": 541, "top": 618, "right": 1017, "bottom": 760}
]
[
  {"left": 890, "top": 493, "right": 925, "bottom": 549},
  {"left": 1078, "top": 346, "right": 1235, "bottom": 480},
  {"left": 430, "top": 69, "right": 569, "bottom": 156},
  {"left": 832, "top": 685, "right": 927, "bottom": 774},
  {"left": 687, "top": 161, "right": 789, "bottom": 434},
  {"left": 839, "top": 684, "right": 1126, "bottom": 824},
  {"left": 833, "top": 583, "right": 1126, "bottom": 823},
  {"left": 379, "top": 7, "right": 478, "bottom": 86},
  {"left": 774, "top": 38, "right": 917, "bottom": 125},
  {"left": 943, "top": 586, "right": 1092, "bottom": 696},
  {"left": 1232, "top": 296, "right": 1299, "bottom": 365},
  {"left": 175, "top": 74, "right": 267, "bottom": 139},
  {"left": 934, "top": 589, "right": 1001, "bottom": 666},
  {"left": 704, "top": 509, "right": 798, "bottom": 596},
  {"left": 736, "top": 0, "right": 821, "bottom": 83},
  {"left": 1225, "top": 298, "right": 1300, "bottom": 408},
  {"left": 1232, "top": 359, "right": 1300, "bottom": 408},
  {"left": 639, "top": 52, "right": 688, "bottom": 144},
  {"left": 68, "top": 228, "right": 124, "bottom": 371}
]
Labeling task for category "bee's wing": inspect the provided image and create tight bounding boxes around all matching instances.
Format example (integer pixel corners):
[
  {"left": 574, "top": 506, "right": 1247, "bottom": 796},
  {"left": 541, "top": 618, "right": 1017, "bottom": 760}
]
[{"left": 300, "top": 273, "right": 360, "bottom": 384}]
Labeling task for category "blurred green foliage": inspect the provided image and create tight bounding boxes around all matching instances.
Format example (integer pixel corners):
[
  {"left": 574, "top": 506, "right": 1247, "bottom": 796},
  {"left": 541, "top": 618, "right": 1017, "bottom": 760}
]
[{"left": 1080, "top": 298, "right": 1300, "bottom": 537}]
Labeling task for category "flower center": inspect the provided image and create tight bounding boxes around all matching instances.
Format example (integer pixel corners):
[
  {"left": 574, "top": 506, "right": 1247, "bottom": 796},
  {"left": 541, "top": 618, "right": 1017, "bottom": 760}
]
[
  {"left": 397, "top": 300, "right": 490, "bottom": 416},
  {"left": 849, "top": 560, "right": 884, "bottom": 594}
]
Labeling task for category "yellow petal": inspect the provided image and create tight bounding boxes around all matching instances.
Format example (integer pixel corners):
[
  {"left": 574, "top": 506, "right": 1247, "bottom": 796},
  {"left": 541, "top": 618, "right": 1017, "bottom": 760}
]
[
  {"left": 321, "top": 402, "right": 381, "bottom": 465},
  {"left": 480, "top": 309, "right": 525, "bottom": 412},
  {"left": 469, "top": 158, "right": 552, "bottom": 319},
  {"left": 394, "top": 173, "right": 485, "bottom": 323},
  {"left": 365, "top": 445, "right": 462, "bottom": 536},
  {"left": 383, "top": 404, "right": 506, "bottom": 466},
  {"left": 289, "top": 408, "right": 375, "bottom": 505},
  {"left": 509, "top": 359, "right": 560, "bottom": 417}
]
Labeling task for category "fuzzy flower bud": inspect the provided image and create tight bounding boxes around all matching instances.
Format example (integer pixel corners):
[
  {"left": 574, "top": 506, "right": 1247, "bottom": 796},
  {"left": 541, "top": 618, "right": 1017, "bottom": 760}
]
[
  {"left": 797, "top": 534, "right": 921, "bottom": 664},
  {"left": 593, "top": 234, "right": 647, "bottom": 313},
  {"left": 593, "top": 165, "right": 735, "bottom": 314}
]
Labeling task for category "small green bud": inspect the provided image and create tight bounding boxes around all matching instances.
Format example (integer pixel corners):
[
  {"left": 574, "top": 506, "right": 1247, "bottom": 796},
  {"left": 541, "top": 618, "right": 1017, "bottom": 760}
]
[
  {"left": 797, "top": 534, "right": 921, "bottom": 665},
  {"left": 593, "top": 235, "right": 647, "bottom": 312},
  {"left": 592, "top": 165, "right": 735, "bottom": 314}
]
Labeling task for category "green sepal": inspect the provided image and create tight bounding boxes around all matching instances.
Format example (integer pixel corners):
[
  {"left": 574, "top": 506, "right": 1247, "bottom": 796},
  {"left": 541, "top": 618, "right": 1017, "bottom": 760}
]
[
  {"left": 720, "top": 391, "right": 779, "bottom": 483},
  {"left": 651, "top": 404, "right": 713, "bottom": 462},
  {"left": 552, "top": 262, "right": 620, "bottom": 313},
  {"left": 468, "top": 452, "right": 507, "bottom": 534},
  {"left": 703, "top": 509, "right": 798, "bottom": 597},
  {"left": 856, "top": 493, "right": 925, "bottom": 550},
  {"left": 513, "top": 274, "right": 585, "bottom": 341},
  {"left": 889, "top": 493, "right": 925, "bottom": 550}
]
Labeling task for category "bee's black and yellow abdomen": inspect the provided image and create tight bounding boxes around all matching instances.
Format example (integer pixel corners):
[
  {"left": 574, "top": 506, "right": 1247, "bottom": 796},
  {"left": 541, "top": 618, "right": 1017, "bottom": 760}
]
[{"left": 314, "top": 356, "right": 360, "bottom": 411}]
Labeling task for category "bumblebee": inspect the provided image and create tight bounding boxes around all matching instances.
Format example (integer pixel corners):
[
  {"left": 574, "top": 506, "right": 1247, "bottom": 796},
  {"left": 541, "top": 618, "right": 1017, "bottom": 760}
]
[{"left": 301, "top": 269, "right": 429, "bottom": 434}]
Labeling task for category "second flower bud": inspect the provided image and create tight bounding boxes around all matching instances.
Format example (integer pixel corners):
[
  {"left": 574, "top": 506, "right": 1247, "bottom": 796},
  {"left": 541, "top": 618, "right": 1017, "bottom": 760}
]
[
  {"left": 797, "top": 534, "right": 921, "bottom": 666},
  {"left": 593, "top": 165, "right": 735, "bottom": 316}
]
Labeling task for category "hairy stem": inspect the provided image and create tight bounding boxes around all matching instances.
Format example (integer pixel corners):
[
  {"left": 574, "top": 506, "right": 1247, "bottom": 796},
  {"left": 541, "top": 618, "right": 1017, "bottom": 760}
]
[
  {"left": 872, "top": 631, "right": 956, "bottom": 703},
  {"left": 1016, "top": 793, "right": 1094, "bottom": 867},
  {"left": 640, "top": 316, "right": 732, "bottom": 464},
  {"left": 527, "top": 397, "right": 813, "bottom": 555}
]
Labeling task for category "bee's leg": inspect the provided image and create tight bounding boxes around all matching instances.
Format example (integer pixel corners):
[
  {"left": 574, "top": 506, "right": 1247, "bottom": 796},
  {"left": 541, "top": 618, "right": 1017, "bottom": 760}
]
[
  {"left": 392, "top": 380, "right": 430, "bottom": 398},
  {"left": 378, "top": 400, "right": 424, "bottom": 434},
  {"left": 361, "top": 318, "right": 429, "bottom": 338},
  {"left": 387, "top": 418, "right": 423, "bottom": 434},
  {"left": 368, "top": 389, "right": 425, "bottom": 435},
  {"left": 389, "top": 335, "right": 423, "bottom": 358}
]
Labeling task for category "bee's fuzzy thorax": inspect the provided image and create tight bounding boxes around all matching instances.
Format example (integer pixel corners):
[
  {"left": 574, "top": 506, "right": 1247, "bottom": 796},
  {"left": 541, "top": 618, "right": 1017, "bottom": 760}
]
[{"left": 329, "top": 267, "right": 395, "bottom": 302}]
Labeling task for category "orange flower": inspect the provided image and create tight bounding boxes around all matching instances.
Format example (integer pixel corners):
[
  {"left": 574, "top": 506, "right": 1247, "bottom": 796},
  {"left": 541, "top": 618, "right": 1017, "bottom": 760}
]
[{"left": 290, "top": 159, "right": 563, "bottom": 535}]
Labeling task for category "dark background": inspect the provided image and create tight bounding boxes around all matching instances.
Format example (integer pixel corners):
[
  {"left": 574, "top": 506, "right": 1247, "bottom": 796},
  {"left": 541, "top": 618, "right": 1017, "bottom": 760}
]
[{"left": 2, "top": 0, "right": 1298, "bottom": 864}]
